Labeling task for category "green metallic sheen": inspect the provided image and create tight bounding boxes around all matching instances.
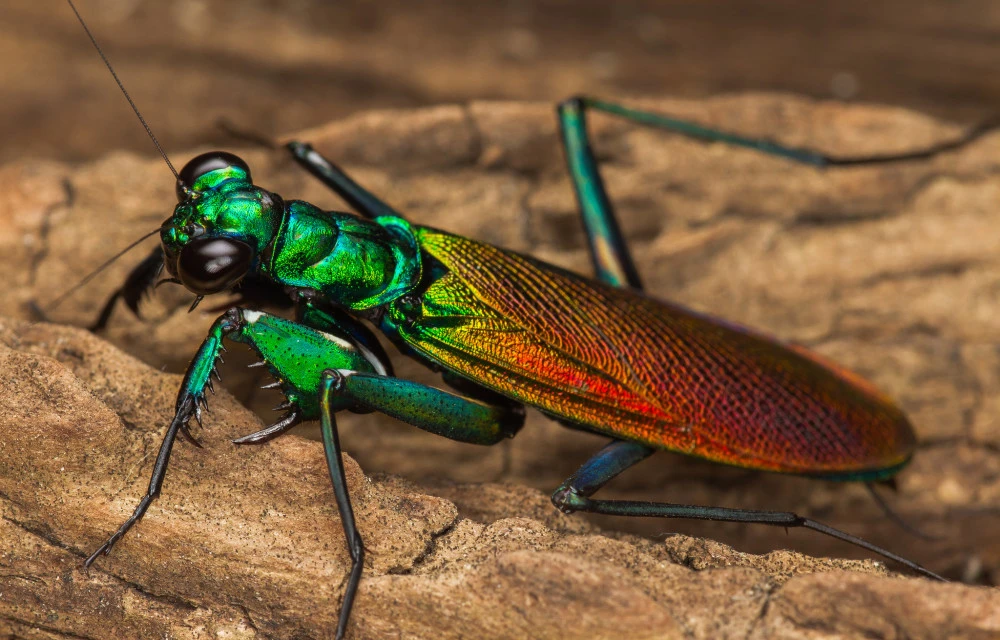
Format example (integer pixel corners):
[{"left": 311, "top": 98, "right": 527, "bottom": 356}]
[
  {"left": 179, "top": 308, "right": 384, "bottom": 421},
  {"left": 228, "top": 310, "right": 383, "bottom": 417},
  {"left": 164, "top": 170, "right": 423, "bottom": 311},
  {"left": 191, "top": 164, "right": 251, "bottom": 194},
  {"left": 336, "top": 372, "right": 519, "bottom": 445},
  {"left": 180, "top": 316, "right": 229, "bottom": 402},
  {"left": 163, "top": 172, "right": 282, "bottom": 258},
  {"left": 267, "top": 207, "right": 422, "bottom": 309},
  {"left": 71, "top": 1, "right": 954, "bottom": 622}
]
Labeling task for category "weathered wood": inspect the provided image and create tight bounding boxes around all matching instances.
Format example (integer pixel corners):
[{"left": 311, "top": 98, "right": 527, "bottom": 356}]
[{"left": 2, "top": 96, "right": 999, "bottom": 637}]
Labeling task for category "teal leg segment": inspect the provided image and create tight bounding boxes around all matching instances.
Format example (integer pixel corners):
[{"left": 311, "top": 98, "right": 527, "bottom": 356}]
[
  {"left": 286, "top": 142, "right": 404, "bottom": 220},
  {"left": 572, "top": 97, "right": 828, "bottom": 166},
  {"left": 298, "top": 302, "right": 394, "bottom": 377},
  {"left": 319, "top": 373, "right": 364, "bottom": 640},
  {"left": 558, "top": 95, "right": 996, "bottom": 289},
  {"left": 85, "top": 311, "right": 233, "bottom": 567},
  {"left": 325, "top": 369, "right": 525, "bottom": 445},
  {"left": 550, "top": 439, "right": 945, "bottom": 582},
  {"left": 574, "top": 96, "right": 996, "bottom": 167},
  {"left": 558, "top": 98, "right": 643, "bottom": 290},
  {"left": 316, "top": 368, "right": 523, "bottom": 638}
]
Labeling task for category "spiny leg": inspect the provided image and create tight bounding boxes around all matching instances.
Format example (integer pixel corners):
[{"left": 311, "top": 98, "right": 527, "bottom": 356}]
[
  {"left": 86, "top": 311, "right": 232, "bottom": 565},
  {"left": 232, "top": 302, "right": 395, "bottom": 445},
  {"left": 86, "top": 246, "right": 296, "bottom": 332},
  {"left": 87, "top": 246, "right": 164, "bottom": 332},
  {"left": 550, "top": 439, "right": 945, "bottom": 581},
  {"left": 557, "top": 96, "right": 997, "bottom": 289},
  {"left": 286, "top": 142, "right": 404, "bottom": 220}
]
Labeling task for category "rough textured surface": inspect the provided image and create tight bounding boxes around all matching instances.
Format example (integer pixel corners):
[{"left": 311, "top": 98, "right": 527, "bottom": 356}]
[
  {"left": 2, "top": 319, "right": 997, "bottom": 639},
  {"left": 3, "top": 96, "right": 1000, "bottom": 637}
]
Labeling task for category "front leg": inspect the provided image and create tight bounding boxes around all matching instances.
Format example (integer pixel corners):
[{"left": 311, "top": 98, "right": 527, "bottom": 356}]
[
  {"left": 85, "top": 309, "right": 233, "bottom": 565},
  {"left": 317, "top": 374, "right": 362, "bottom": 640},
  {"left": 87, "top": 246, "right": 166, "bottom": 331}
]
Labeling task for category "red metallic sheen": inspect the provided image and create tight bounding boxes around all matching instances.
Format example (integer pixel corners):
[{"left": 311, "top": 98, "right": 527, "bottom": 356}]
[{"left": 394, "top": 228, "right": 915, "bottom": 477}]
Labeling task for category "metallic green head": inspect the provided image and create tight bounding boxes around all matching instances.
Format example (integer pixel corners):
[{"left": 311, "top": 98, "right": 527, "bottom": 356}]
[{"left": 161, "top": 151, "right": 283, "bottom": 295}]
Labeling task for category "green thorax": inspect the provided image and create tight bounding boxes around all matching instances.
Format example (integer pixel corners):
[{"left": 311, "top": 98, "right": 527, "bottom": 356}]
[
  {"left": 161, "top": 164, "right": 423, "bottom": 311},
  {"left": 266, "top": 202, "right": 423, "bottom": 309}
]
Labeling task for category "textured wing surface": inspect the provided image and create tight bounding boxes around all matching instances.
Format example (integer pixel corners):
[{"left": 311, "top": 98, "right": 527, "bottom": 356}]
[{"left": 396, "top": 228, "right": 914, "bottom": 476}]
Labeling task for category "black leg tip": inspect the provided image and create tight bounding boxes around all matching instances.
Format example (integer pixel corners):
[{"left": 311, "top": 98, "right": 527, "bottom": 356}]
[
  {"left": 557, "top": 96, "right": 588, "bottom": 114},
  {"left": 286, "top": 141, "right": 311, "bottom": 155}
]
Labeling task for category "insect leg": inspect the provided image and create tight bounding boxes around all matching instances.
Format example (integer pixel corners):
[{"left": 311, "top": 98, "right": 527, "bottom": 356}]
[
  {"left": 318, "top": 373, "right": 363, "bottom": 640},
  {"left": 557, "top": 96, "right": 995, "bottom": 290},
  {"left": 286, "top": 142, "right": 403, "bottom": 220},
  {"left": 316, "top": 369, "right": 524, "bottom": 639},
  {"left": 564, "top": 96, "right": 996, "bottom": 168},
  {"left": 322, "top": 369, "right": 525, "bottom": 445},
  {"left": 86, "top": 309, "right": 234, "bottom": 566},
  {"left": 557, "top": 99, "right": 643, "bottom": 289},
  {"left": 298, "top": 303, "right": 395, "bottom": 377},
  {"left": 230, "top": 304, "right": 395, "bottom": 445},
  {"left": 86, "top": 246, "right": 164, "bottom": 331},
  {"left": 550, "top": 439, "right": 945, "bottom": 582}
]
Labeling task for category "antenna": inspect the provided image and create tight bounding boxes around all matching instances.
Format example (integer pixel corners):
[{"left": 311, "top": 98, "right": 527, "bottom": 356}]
[
  {"left": 66, "top": 0, "right": 179, "bottom": 179},
  {"left": 44, "top": 227, "right": 162, "bottom": 312}
]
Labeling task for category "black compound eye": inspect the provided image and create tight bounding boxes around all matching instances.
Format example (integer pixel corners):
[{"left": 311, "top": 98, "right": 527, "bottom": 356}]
[
  {"left": 177, "top": 236, "right": 255, "bottom": 295},
  {"left": 176, "top": 151, "right": 252, "bottom": 201}
]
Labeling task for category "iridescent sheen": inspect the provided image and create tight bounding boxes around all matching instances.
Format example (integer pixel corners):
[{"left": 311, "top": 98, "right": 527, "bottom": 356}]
[
  {"left": 158, "top": 161, "right": 914, "bottom": 482},
  {"left": 389, "top": 228, "right": 914, "bottom": 479}
]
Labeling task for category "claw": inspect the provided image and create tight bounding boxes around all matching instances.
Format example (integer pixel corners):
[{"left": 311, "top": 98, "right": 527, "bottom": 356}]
[
  {"left": 260, "top": 381, "right": 282, "bottom": 390},
  {"left": 271, "top": 400, "right": 293, "bottom": 412},
  {"left": 233, "top": 410, "right": 300, "bottom": 445},
  {"left": 179, "top": 421, "right": 204, "bottom": 448}
]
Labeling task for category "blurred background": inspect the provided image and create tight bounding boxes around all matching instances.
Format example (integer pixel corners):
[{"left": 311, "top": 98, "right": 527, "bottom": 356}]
[{"left": 4, "top": 0, "right": 1000, "bottom": 165}]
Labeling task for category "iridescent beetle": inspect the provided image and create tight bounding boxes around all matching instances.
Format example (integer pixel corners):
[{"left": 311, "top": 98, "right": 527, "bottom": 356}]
[{"left": 64, "top": 2, "right": 992, "bottom": 638}]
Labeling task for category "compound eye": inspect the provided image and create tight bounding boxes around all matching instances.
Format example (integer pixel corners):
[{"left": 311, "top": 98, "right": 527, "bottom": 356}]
[
  {"left": 176, "top": 151, "right": 251, "bottom": 201},
  {"left": 177, "top": 236, "right": 254, "bottom": 295}
]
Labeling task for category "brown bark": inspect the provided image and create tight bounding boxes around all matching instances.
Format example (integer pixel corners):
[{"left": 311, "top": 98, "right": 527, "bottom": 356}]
[{"left": 2, "top": 96, "right": 999, "bottom": 637}]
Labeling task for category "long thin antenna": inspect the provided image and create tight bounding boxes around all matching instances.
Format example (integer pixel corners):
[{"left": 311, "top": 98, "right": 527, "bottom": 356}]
[
  {"left": 66, "top": 0, "right": 179, "bottom": 179},
  {"left": 45, "top": 228, "right": 162, "bottom": 312}
]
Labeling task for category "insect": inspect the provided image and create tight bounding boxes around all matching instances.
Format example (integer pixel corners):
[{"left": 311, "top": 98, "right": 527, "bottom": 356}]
[{"left": 62, "top": 1, "right": 992, "bottom": 638}]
